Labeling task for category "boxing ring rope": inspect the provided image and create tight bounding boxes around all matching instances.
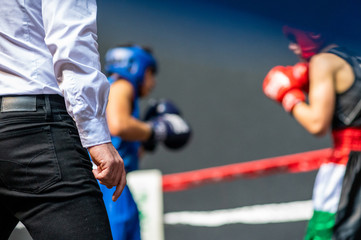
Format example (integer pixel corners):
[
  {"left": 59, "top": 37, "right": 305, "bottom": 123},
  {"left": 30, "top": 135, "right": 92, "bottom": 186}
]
[
  {"left": 160, "top": 148, "right": 332, "bottom": 228},
  {"left": 162, "top": 148, "right": 332, "bottom": 192}
]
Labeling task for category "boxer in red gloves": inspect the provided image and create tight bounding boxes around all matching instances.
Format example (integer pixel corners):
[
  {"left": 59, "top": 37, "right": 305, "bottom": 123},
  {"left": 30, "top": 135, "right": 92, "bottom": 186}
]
[{"left": 263, "top": 25, "right": 361, "bottom": 240}]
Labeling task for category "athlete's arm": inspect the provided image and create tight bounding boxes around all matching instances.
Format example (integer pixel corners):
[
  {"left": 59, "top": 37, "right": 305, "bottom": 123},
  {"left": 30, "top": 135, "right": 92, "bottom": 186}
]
[
  {"left": 106, "top": 79, "right": 153, "bottom": 141},
  {"left": 292, "top": 53, "right": 340, "bottom": 136}
]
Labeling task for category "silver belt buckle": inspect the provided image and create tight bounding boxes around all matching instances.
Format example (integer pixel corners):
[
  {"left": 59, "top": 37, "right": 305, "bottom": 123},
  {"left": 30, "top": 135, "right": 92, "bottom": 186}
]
[{"left": 1, "top": 96, "right": 37, "bottom": 112}]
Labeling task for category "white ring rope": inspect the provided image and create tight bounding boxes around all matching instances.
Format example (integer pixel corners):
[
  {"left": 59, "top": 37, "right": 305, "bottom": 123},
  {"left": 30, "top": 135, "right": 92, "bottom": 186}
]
[{"left": 164, "top": 200, "right": 313, "bottom": 227}]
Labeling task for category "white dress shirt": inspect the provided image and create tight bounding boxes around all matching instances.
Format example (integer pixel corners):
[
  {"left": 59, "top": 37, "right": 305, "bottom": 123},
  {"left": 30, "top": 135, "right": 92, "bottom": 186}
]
[{"left": 0, "top": 0, "right": 111, "bottom": 148}]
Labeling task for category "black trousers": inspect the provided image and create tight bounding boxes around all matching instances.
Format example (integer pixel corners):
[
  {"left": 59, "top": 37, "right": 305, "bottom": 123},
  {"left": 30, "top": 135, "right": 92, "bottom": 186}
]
[
  {"left": 333, "top": 151, "right": 361, "bottom": 240},
  {"left": 0, "top": 95, "right": 113, "bottom": 240}
]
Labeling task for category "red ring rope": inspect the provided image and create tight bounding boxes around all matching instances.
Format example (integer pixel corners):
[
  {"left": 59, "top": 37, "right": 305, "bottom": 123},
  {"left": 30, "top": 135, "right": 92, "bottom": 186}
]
[{"left": 162, "top": 148, "right": 332, "bottom": 192}]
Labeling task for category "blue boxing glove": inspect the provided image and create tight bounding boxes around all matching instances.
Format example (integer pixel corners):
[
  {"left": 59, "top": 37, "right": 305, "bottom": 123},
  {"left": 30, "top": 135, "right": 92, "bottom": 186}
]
[
  {"left": 147, "top": 113, "right": 192, "bottom": 150},
  {"left": 143, "top": 98, "right": 188, "bottom": 151},
  {"left": 143, "top": 98, "right": 182, "bottom": 121}
]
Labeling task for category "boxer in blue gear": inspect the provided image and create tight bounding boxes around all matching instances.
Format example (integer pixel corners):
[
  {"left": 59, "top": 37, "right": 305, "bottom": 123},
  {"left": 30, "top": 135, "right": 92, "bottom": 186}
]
[{"left": 101, "top": 44, "right": 191, "bottom": 240}]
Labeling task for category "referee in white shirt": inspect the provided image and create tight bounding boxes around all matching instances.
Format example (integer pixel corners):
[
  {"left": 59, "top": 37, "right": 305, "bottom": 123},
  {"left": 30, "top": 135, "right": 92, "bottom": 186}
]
[{"left": 0, "top": 1, "right": 126, "bottom": 239}]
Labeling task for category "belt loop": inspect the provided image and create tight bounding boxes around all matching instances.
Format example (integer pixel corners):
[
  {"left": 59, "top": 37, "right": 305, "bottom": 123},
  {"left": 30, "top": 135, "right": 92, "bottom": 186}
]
[{"left": 45, "top": 95, "right": 51, "bottom": 119}]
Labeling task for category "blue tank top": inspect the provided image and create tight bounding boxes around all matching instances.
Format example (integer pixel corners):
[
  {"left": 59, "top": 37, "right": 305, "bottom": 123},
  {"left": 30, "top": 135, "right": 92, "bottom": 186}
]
[
  {"left": 108, "top": 76, "right": 141, "bottom": 172},
  {"left": 329, "top": 47, "right": 361, "bottom": 129}
]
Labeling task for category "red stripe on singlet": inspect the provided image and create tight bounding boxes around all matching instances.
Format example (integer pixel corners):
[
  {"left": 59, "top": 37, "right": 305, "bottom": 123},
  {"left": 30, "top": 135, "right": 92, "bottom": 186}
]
[{"left": 327, "top": 128, "right": 361, "bottom": 165}]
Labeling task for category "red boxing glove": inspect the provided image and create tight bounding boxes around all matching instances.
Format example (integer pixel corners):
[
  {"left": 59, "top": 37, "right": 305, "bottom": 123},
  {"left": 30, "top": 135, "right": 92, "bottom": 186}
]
[
  {"left": 263, "top": 63, "right": 309, "bottom": 103},
  {"left": 263, "top": 65, "right": 292, "bottom": 103},
  {"left": 282, "top": 89, "right": 306, "bottom": 112},
  {"left": 292, "top": 62, "right": 309, "bottom": 92}
]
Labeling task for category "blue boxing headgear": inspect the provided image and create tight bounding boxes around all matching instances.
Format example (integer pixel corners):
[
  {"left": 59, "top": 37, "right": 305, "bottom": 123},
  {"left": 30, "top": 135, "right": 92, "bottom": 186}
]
[{"left": 105, "top": 45, "right": 157, "bottom": 94}]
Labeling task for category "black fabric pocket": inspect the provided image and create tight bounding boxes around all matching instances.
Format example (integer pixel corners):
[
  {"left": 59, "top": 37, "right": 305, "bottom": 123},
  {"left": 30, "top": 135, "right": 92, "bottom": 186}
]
[{"left": 0, "top": 125, "right": 61, "bottom": 193}]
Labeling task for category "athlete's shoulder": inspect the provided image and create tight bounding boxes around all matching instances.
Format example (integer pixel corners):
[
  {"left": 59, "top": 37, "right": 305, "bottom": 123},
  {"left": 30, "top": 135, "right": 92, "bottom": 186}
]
[
  {"left": 110, "top": 78, "right": 136, "bottom": 101},
  {"left": 310, "top": 49, "right": 345, "bottom": 73}
]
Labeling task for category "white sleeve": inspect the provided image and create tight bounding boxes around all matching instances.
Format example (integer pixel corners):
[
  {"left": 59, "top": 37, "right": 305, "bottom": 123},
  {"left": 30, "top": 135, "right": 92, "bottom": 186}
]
[{"left": 41, "top": 0, "right": 111, "bottom": 148}]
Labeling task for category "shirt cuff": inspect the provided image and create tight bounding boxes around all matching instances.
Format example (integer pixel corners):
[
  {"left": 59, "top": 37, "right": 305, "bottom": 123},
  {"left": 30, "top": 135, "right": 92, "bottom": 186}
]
[{"left": 76, "top": 117, "right": 111, "bottom": 148}]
